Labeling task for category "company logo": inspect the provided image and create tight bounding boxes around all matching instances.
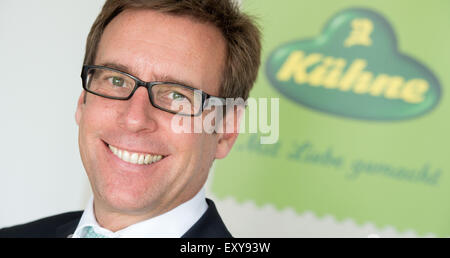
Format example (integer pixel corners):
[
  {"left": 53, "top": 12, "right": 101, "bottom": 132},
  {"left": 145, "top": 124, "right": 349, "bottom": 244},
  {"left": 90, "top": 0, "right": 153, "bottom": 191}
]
[{"left": 266, "top": 8, "right": 441, "bottom": 120}]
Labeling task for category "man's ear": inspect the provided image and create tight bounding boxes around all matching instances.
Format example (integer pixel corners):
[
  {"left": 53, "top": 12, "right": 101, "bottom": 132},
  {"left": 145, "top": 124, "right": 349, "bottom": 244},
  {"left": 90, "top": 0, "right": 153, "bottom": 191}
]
[
  {"left": 214, "top": 106, "right": 244, "bottom": 159},
  {"left": 75, "top": 91, "right": 86, "bottom": 125}
]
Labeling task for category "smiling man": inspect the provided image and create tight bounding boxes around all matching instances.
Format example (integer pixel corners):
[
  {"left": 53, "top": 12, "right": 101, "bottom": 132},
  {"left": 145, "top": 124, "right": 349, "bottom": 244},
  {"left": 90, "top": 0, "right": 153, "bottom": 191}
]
[{"left": 0, "top": 0, "right": 261, "bottom": 238}]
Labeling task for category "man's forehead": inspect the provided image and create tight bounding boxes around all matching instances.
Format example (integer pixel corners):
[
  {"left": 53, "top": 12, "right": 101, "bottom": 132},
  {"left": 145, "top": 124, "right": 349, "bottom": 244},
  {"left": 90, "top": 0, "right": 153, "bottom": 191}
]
[{"left": 108, "top": 9, "right": 220, "bottom": 40}]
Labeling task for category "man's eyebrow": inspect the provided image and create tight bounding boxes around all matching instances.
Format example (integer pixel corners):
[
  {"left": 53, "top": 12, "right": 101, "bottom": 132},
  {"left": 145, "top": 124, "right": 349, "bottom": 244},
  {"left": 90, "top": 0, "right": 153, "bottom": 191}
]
[
  {"left": 99, "top": 62, "right": 197, "bottom": 87},
  {"left": 99, "top": 62, "right": 133, "bottom": 75}
]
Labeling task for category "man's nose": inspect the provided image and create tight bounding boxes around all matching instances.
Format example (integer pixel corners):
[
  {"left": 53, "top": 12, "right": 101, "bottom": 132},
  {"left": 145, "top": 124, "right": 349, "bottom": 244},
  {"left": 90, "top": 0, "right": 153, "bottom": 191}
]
[{"left": 119, "top": 86, "right": 158, "bottom": 133}]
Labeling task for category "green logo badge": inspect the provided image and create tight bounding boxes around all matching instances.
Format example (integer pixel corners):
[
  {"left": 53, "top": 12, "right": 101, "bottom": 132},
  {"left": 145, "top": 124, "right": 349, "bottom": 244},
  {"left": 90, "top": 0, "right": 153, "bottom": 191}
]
[{"left": 266, "top": 8, "right": 441, "bottom": 120}]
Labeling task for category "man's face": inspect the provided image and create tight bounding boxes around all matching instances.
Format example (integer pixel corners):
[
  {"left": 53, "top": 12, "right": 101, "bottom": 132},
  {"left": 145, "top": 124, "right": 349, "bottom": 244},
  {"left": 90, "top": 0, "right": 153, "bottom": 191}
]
[{"left": 76, "top": 9, "right": 233, "bottom": 217}]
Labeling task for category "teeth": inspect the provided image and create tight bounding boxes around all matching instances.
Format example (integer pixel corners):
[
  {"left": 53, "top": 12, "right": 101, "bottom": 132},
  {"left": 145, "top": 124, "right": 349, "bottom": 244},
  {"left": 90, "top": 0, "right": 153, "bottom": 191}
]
[
  {"left": 130, "top": 153, "right": 139, "bottom": 164},
  {"left": 108, "top": 144, "right": 164, "bottom": 165},
  {"left": 144, "top": 154, "right": 151, "bottom": 164},
  {"left": 138, "top": 154, "right": 145, "bottom": 165},
  {"left": 122, "top": 151, "right": 130, "bottom": 162}
]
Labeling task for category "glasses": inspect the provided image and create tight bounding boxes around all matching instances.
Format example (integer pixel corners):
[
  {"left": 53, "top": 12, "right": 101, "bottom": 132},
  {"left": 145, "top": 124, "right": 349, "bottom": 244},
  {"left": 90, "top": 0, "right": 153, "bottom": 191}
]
[{"left": 81, "top": 65, "right": 223, "bottom": 116}]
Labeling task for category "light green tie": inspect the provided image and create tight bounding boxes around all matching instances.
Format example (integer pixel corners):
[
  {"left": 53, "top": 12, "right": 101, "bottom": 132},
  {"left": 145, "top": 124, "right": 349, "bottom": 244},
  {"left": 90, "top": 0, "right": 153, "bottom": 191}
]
[{"left": 83, "top": 226, "right": 108, "bottom": 238}]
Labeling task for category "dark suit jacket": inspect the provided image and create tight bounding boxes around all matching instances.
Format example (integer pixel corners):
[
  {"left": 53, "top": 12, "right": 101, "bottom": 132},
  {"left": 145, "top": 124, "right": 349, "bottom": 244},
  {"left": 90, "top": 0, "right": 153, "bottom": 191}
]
[{"left": 0, "top": 198, "right": 232, "bottom": 238}]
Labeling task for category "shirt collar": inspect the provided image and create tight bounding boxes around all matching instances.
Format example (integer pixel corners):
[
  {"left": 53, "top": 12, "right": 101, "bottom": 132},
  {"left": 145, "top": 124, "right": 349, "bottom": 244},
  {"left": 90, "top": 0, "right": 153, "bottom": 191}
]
[{"left": 72, "top": 187, "right": 208, "bottom": 238}]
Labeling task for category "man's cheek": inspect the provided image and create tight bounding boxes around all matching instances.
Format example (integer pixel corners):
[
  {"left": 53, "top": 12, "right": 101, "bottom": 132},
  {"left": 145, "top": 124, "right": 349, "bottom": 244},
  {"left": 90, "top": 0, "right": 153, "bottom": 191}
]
[{"left": 83, "top": 104, "right": 118, "bottom": 126}]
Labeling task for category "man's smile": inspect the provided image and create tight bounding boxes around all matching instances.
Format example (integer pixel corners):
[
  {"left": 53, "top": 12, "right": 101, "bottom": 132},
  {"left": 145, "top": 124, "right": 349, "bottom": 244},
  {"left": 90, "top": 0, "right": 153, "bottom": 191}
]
[
  {"left": 108, "top": 144, "right": 165, "bottom": 165},
  {"left": 101, "top": 140, "right": 167, "bottom": 166}
]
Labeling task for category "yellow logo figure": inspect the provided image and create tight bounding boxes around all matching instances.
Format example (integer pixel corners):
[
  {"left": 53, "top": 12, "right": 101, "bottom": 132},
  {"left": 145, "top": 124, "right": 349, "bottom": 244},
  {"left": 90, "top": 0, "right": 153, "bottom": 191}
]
[{"left": 344, "top": 18, "right": 373, "bottom": 47}]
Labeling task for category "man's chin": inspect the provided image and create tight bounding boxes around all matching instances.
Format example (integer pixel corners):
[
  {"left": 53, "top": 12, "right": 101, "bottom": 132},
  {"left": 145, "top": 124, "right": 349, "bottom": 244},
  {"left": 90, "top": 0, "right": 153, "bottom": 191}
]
[{"left": 96, "top": 188, "right": 160, "bottom": 215}]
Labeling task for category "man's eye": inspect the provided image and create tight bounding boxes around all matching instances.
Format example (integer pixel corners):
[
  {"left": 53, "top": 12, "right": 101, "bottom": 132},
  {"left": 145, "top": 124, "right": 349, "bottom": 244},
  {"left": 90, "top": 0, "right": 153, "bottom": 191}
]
[
  {"left": 169, "top": 91, "right": 187, "bottom": 100},
  {"left": 108, "top": 76, "right": 125, "bottom": 87}
]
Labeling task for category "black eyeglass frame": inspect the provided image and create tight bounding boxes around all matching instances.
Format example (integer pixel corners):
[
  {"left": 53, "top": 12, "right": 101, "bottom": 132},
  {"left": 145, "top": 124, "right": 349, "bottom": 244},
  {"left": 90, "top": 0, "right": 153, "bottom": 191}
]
[{"left": 81, "top": 65, "right": 224, "bottom": 117}]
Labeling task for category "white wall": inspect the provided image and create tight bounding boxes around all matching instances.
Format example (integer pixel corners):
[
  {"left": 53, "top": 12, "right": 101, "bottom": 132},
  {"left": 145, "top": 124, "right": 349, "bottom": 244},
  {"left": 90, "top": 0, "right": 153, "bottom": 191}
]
[{"left": 0, "top": 0, "right": 105, "bottom": 228}]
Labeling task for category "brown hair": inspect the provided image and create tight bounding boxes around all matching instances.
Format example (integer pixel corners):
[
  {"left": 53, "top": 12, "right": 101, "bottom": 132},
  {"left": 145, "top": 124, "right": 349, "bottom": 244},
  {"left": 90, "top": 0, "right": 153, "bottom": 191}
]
[{"left": 83, "top": 0, "right": 261, "bottom": 100}]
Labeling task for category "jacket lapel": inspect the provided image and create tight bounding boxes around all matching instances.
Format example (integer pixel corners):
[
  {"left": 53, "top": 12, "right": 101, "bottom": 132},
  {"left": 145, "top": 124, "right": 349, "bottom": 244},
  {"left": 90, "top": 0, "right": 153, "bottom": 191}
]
[
  {"left": 182, "top": 198, "right": 232, "bottom": 238},
  {"left": 55, "top": 212, "right": 82, "bottom": 238}
]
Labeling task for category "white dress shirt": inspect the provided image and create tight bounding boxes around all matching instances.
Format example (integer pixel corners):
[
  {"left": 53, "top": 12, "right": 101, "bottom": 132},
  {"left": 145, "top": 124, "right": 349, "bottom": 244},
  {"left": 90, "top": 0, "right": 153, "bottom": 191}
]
[{"left": 72, "top": 187, "right": 208, "bottom": 238}]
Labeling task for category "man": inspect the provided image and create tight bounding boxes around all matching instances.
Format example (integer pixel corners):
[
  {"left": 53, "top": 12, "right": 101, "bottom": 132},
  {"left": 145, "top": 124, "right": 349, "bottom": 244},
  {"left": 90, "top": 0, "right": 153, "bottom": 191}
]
[{"left": 0, "top": 0, "right": 260, "bottom": 238}]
